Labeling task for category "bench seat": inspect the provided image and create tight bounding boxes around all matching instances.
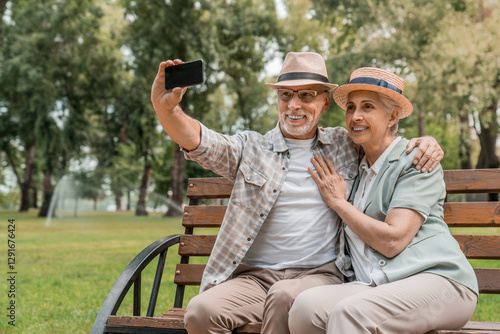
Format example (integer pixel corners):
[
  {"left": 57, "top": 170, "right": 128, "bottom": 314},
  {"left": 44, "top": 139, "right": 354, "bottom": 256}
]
[{"left": 105, "top": 309, "right": 500, "bottom": 333}]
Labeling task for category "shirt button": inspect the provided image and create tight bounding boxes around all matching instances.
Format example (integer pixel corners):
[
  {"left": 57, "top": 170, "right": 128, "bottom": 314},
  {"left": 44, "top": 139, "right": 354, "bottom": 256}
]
[
  {"left": 273, "top": 189, "right": 277, "bottom": 193},
  {"left": 378, "top": 260, "right": 386, "bottom": 267},
  {"left": 247, "top": 237, "right": 251, "bottom": 241},
  {"left": 282, "top": 167, "right": 286, "bottom": 171},
  {"left": 233, "top": 261, "right": 237, "bottom": 265},
  {"left": 260, "top": 213, "right": 264, "bottom": 217},
  {"left": 246, "top": 176, "right": 251, "bottom": 181}
]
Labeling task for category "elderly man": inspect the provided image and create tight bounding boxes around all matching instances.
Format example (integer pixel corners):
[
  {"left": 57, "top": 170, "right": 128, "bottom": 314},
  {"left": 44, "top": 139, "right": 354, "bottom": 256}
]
[{"left": 151, "top": 52, "right": 443, "bottom": 334}]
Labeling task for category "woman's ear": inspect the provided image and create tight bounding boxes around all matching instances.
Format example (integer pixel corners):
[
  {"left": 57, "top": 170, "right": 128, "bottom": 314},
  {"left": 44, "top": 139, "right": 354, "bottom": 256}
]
[{"left": 390, "top": 108, "right": 400, "bottom": 125}]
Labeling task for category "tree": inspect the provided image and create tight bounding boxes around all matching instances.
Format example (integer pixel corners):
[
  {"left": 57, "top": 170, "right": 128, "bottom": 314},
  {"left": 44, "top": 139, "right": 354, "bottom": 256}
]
[{"left": 0, "top": 0, "right": 122, "bottom": 215}]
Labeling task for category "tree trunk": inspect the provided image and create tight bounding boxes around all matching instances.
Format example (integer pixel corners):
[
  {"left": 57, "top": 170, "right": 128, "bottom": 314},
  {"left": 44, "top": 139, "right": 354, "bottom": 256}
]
[
  {"left": 476, "top": 102, "right": 499, "bottom": 201},
  {"left": 126, "top": 190, "right": 131, "bottom": 211},
  {"left": 74, "top": 197, "right": 78, "bottom": 218},
  {"left": 136, "top": 162, "right": 151, "bottom": 216},
  {"left": 458, "top": 113, "right": 472, "bottom": 170},
  {"left": 165, "top": 145, "right": 185, "bottom": 217},
  {"left": 38, "top": 170, "right": 53, "bottom": 217},
  {"left": 32, "top": 184, "right": 38, "bottom": 209},
  {"left": 476, "top": 103, "right": 499, "bottom": 169},
  {"left": 114, "top": 190, "right": 123, "bottom": 211},
  {"left": 20, "top": 142, "right": 36, "bottom": 211}
]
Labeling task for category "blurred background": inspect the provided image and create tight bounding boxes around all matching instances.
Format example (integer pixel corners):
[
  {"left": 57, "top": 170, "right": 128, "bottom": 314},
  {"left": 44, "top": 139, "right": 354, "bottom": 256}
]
[
  {"left": 0, "top": 1, "right": 499, "bottom": 333},
  {"left": 1, "top": 0, "right": 499, "bottom": 216}
]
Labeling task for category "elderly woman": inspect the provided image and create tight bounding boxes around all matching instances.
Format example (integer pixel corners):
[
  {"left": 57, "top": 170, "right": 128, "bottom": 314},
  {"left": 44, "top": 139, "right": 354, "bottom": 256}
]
[{"left": 288, "top": 68, "right": 478, "bottom": 334}]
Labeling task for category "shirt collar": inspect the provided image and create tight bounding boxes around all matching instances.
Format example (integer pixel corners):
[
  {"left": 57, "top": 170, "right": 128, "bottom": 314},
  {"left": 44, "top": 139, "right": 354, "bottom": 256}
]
[{"left": 359, "top": 137, "right": 402, "bottom": 175}]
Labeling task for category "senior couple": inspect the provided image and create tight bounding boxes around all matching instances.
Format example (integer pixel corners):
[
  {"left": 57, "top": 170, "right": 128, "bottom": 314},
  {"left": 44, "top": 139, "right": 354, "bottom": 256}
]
[{"left": 151, "top": 52, "right": 477, "bottom": 334}]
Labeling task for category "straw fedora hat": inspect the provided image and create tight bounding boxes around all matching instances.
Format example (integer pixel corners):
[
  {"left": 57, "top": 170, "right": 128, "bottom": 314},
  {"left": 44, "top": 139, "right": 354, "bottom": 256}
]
[
  {"left": 332, "top": 67, "right": 413, "bottom": 118},
  {"left": 266, "top": 52, "right": 338, "bottom": 91}
]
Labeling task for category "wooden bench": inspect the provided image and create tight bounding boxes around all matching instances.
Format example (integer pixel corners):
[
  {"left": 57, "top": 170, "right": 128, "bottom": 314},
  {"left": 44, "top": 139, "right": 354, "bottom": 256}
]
[{"left": 90, "top": 169, "right": 500, "bottom": 334}]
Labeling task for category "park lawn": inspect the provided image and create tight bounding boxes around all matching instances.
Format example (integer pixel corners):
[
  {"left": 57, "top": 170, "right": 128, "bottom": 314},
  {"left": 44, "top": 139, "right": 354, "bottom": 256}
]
[{"left": 0, "top": 210, "right": 498, "bottom": 334}]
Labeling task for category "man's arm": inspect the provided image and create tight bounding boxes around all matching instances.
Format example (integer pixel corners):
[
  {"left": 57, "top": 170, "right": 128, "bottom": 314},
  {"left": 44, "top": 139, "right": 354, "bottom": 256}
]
[
  {"left": 405, "top": 136, "right": 444, "bottom": 173},
  {"left": 151, "top": 59, "right": 201, "bottom": 151}
]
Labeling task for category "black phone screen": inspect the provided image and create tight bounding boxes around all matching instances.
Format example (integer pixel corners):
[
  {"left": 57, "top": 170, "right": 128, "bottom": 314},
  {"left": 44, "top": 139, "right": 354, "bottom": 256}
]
[{"left": 164, "top": 59, "right": 204, "bottom": 90}]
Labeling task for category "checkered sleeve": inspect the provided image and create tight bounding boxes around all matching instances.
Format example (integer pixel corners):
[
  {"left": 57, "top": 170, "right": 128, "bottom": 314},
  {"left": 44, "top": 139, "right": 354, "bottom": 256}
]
[{"left": 183, "top": 122, "right": 246, "bottom": 181}]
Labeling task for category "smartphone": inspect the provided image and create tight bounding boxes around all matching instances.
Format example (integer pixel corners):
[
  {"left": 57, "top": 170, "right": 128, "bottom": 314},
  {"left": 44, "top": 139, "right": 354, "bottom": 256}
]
[{"left": 164, "top": 59, "right": 204, "bottom": 90}]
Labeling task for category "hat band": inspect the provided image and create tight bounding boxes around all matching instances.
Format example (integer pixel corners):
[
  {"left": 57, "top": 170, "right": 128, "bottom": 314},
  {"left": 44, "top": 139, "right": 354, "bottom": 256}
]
[
  {"left": 349, "top": 77, "right": 402, "bottom": 94},
  {"left": 278, "top": 72, "right": 329, "bottom": 84}
]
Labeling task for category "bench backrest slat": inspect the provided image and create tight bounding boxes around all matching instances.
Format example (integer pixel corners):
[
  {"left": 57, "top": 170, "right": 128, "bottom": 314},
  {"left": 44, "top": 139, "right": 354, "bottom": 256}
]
[
  {"left": 181, "top": 202, "right": 500, "bottom": 229},
  {"left": 444, "top": 202, "right": 500, "bottom": 227},
  {"left": 186, "top": 178, "right": 233, "bottom": 199},
  {"left": 453, "top": 235, "right": 500, "bottom": 259},
  {"left": 474, "top": 269, "right": 500, "bottom": 294},
  {"left": 178, "top": 234, "right": 500, "bottom": 260},
  {"left": 174, "top": 264, "right": 205, "bottom": 286},
  {"left": 182, "top": 206, "right": 226, "bottom": 228},
  {"left": 444, "top": 169, "right": 500, "bottom": 194},
  {"left": 179, "top": 235, "right": 216, "bottom": 256}
]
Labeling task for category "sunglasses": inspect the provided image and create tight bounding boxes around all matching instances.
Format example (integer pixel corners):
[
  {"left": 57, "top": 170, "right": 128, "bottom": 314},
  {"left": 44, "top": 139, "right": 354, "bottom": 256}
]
[{"left": 277, "top": 89, "right": 327, "bottom": 103}]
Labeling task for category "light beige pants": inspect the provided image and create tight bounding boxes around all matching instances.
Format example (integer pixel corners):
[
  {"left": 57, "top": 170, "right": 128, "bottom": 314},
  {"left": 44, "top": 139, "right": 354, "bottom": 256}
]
[
  {"left": 184, "top": 262, "right": 343, "bottom": 334},
  {"left": 289, "top": 273, "right": 477, "bottom": 334}
]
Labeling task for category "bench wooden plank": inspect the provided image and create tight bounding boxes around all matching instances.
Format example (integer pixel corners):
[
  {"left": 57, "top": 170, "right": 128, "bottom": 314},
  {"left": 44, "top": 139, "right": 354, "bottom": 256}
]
[
  {"left": 108, "top": 314, "right": 184, "bottom": 329},
  {"left": 179, "top": 235, "right": 216, "bottom": 256},
  {"left": 474, "top": 268, "right": 500, "bottom": 294},
  {"left": 107, "top": 314, "right": 500, "bottom": 333},
  {"left": 430, "top": 319, "right": 500, "bottom": 333},
  {"left": 186, "top": 178, "right": 233, "bottom": 199},
  {"left": 444, "top": 169, "right": 500, "bottom": 194},
  {"left": 181, "top": 202, "right": 500, "bottom": 229},
  {"left": 174, "top": 264, "right": 205, "bottom": 285},
  {"left": 453, "top": 235, "right": 500, "bottom": 259},
  {"left": 444, "top": 202, "right": 500, "bottom": 227},
  {"left": 186, "top": 171, "right": 500, "bottom": 198},
  {"left": 182, "top": 206, "right": 226, "bottom": 228},
  {"left": 179, "top": 234, "right": 500, "bottom": 260}
]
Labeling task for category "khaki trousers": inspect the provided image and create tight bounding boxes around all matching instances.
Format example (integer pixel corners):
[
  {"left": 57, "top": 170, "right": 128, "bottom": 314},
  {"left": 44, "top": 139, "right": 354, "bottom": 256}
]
[
  {"left": 289, "top": 273, "right": 477, "bottom": 334},
  {"left": 184, "top": 262, "right": 343, "bottom": 334}
]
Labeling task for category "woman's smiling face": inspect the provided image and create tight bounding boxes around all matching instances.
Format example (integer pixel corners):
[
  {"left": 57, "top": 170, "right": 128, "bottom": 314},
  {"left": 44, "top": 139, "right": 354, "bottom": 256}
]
[{"left": 345, "top": 90, "right": 395, "bottom": 150}]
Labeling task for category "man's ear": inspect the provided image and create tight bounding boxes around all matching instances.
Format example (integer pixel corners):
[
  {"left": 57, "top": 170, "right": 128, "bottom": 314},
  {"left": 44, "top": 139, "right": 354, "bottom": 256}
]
[{"left": 323, "top": 93, "right": 331, "bottom": 113}]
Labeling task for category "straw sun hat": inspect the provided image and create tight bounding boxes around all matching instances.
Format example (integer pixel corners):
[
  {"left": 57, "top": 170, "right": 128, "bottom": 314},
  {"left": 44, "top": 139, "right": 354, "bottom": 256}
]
[
  {"left": 332, "top": 67, "right": 414, "bottom": 118},
  {"left": 266, "top": 52, "right": 338, "bottom": 91}
]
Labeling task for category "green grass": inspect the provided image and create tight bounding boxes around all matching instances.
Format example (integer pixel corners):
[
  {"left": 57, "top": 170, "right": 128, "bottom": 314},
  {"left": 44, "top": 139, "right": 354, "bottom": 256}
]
[
  {"left": 0, "top": 211, "right": 498, "bottom": 334},
  {"left": 0, "top": 210, "right": 192, "bottom": 334}
]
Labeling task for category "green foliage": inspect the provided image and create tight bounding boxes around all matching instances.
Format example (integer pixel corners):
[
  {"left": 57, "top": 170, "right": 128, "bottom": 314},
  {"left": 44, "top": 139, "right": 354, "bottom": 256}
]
[
  {"left": 0, "top": 0, "right": 124, "bottom": 211},
  {"left": 310, "top": 0, "right": 499, "bottom": 169},
  {"left": 1, "top": 0, "right": 498, "bottom": 211}
]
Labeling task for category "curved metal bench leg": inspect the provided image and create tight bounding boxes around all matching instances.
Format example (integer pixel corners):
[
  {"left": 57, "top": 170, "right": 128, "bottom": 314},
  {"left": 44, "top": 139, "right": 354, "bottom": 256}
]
[{"left": 90, "top": 234, "right": 181, "bottom": 334}]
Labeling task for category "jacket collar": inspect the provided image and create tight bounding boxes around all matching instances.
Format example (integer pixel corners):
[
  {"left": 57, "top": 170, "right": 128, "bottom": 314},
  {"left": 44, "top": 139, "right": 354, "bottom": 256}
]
[{"left": 350, "top": 138, "right": 409, "bottom": 209}]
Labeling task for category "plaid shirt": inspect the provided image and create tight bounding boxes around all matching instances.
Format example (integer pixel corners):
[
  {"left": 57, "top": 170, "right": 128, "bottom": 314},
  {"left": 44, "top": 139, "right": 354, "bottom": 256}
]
[{"left": 184, "top": 123, "right": 360, "bottom": 292}]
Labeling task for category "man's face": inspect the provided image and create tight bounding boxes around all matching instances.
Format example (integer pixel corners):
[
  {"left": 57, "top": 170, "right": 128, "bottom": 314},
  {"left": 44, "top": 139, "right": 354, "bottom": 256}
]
[{"left": 277, "top": 84, "right": 331, "bottom": 140}]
